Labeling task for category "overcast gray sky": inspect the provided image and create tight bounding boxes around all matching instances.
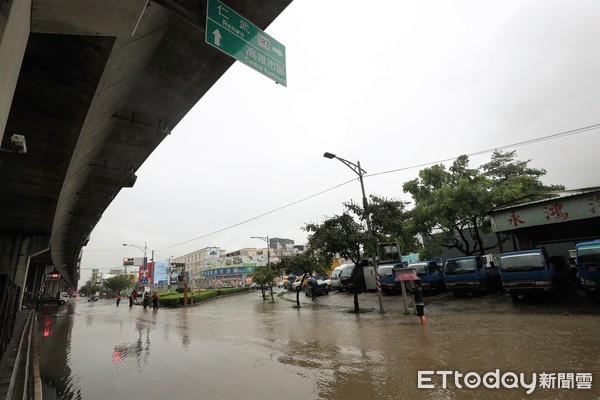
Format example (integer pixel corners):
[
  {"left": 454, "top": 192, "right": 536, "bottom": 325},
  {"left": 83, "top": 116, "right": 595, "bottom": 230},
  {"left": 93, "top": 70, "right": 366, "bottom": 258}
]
[{"left": 79, "top": 0, "right": 600, "bottom": 284}]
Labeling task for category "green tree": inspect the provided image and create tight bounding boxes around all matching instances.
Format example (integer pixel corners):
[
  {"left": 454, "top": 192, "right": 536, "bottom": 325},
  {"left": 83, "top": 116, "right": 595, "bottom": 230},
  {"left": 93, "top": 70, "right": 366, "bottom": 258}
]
[
  {"left": 482, "top": 150, "right": 565, "bottom": 207},
  {"left": 304, "top": 213, "right": 365, "bottom": 264},
  {"left": 79, "top": 285, "right": 92, "bottom": 296},
  {"left": 403, "top": 155, "right": 491, "bottom": 255},
  {"left": 278, "top": 251, "right": 328, "bottom": 308},
  {"left": 403, "top": 151, "right": 564, "bottom": 256},
  {"left": 345, "top": 195, "right": 419, "bottom": 257},
  {"left": 89, "top": 285, "right": 102, "bottom": 296},
  {"left": 304, "top": 213, "right": 366, "bottom": 312},
  {"left": 104, "top": 275, "right": 133, "bottom": 295},
  {"left": 252, "top": 266, "right": 277, "bottom": 302}
]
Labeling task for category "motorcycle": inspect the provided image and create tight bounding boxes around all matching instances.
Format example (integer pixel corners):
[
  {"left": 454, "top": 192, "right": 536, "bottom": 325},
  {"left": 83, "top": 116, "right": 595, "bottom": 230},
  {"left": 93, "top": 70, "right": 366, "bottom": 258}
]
[{"left": 88, "top": 295, "right": 98, "bottom": 302}]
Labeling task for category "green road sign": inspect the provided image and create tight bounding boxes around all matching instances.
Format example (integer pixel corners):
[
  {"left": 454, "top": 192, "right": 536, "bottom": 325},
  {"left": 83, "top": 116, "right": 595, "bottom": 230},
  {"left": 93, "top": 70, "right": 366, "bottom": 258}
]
[{"left": 206, "top": 0, "right": 286, "bottom": 86}]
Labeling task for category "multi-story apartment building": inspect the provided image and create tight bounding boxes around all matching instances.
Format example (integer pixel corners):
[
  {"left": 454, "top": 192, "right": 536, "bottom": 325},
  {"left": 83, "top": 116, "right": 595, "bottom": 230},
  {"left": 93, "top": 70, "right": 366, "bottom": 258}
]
[
  {"left": 170, "top": 238, "right": 302, "bottom": 288},
  {"left": 269, "top": 237, "right": 294, "bottom": 249},
  {"left": 172, "top": 247, "right": 225, "bottom": 288}
]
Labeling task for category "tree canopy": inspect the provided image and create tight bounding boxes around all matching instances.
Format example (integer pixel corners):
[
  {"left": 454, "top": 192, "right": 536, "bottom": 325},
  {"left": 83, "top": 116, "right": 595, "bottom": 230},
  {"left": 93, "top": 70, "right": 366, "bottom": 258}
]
[
  {"left": 278, "top": 251, "right": 328, "bottom": 307},
  {"left": 104, "top": 274, "right": 134, "bottom": 294},
  {"left": 252, "top": 266, "right": 278, "bottom": 301},
  {"left": 346, "top": 195, "right": 419, "bottom": 257},
  {"left": 304, "top": 213, "right": 368, "bottom": 312},
  {"left": 403, "top": 150, "right": 565, "bottom": 256},
  {"left": 304, "top": 213, "right": 365, "bottom": 265},
  {"left": 483, "top": 150, "right": 564, "bottom": 207}
]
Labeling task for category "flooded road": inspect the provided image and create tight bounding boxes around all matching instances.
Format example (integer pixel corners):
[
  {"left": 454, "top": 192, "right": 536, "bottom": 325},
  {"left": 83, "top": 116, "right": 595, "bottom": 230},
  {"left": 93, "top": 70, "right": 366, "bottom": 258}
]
[{"left": 35, "top": 290, "right": 599, "bottom": 399}]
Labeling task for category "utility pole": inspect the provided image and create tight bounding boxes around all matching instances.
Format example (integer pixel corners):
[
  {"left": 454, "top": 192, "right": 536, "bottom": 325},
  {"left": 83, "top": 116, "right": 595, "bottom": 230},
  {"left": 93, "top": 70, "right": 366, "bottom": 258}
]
[{"left": 324, "top": 152, "right": 384, "bottom": 313}]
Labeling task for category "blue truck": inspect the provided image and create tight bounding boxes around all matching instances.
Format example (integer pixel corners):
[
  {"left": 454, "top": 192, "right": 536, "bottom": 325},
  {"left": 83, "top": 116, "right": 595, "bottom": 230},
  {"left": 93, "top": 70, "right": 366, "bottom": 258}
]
[
  {"left": 499, "top": 249, "right": 569, "bottom": 301},
  {"left": 573, "top": 240, "right": 600, "bottom": 293},
  {"left": 378, "top": 261, "right": 406, "bottom": 294},
  {"left": 409, "top": 260, "right": 445, "bottom": 293},
  {"left": 444, "top": 255, "right": 501, "bottom": 297}
]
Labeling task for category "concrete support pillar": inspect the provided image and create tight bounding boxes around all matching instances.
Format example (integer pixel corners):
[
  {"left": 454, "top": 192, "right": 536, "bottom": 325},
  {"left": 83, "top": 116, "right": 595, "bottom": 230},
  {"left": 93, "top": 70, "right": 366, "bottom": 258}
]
[
  {"left": 0, "top": 234, "right": 50, "bottom": 309},
  {"left": 13, "top": 237, "right": 50, "bottom": 286},
  {"left": 30, "top": 265, "right": 45, "bottom": 295}
]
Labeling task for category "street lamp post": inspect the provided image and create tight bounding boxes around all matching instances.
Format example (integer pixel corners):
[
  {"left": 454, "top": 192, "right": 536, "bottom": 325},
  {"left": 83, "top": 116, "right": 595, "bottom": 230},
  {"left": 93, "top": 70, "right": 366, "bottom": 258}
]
[
  {"left": 123, "top": 242, "right": 149, "bottom": 289},
  {"left": 323, "top": 152, "right": 385, "bottom": 313}
]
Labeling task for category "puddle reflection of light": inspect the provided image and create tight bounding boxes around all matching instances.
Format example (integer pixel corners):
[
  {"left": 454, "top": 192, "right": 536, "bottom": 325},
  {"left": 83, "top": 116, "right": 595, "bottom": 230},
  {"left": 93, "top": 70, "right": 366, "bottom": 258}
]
[
  {"left": 112, "top": 351, "right": 122, "bottom": 364},
  {"left": 43, "top": 314, "right": 52, "bottom": 337}
]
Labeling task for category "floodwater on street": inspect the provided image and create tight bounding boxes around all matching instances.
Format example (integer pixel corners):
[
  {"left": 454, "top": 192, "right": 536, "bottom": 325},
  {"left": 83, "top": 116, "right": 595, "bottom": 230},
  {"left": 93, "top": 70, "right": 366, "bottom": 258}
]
[{"left": 35, "top": 290, "right": 599, "bottom": 400}]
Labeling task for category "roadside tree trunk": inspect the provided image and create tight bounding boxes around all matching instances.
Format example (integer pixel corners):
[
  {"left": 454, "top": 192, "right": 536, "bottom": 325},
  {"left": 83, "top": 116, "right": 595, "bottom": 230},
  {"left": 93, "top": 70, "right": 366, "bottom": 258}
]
[
  {"left": 260, "top": 285, "right": 267, "bottom": 300},
  {"left": 352, "top": 271, "right": 360, "bottom": 313}
]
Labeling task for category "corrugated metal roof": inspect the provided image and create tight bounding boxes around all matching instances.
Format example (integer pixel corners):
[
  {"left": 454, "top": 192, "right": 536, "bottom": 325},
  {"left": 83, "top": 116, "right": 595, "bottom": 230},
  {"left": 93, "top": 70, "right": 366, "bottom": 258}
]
[{"left": 490, "top": 186, "right": 600, "bottom": 212}]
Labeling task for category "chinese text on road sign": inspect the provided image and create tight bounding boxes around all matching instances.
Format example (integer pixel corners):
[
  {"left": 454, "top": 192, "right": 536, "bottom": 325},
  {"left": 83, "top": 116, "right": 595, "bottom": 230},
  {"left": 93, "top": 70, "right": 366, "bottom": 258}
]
[{"left": 206, "top": 0, "right": 287, "bottom": 86}]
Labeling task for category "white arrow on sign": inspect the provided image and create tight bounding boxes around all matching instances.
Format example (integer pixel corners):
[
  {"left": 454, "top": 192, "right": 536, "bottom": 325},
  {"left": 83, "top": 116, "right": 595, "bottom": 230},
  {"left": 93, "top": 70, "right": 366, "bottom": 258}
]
[
  {"left": 272, "top": 46, "right": 283, "bottom": 57},
  {"left": 212, "top": 29, "right": 222, "bottom": 46}
]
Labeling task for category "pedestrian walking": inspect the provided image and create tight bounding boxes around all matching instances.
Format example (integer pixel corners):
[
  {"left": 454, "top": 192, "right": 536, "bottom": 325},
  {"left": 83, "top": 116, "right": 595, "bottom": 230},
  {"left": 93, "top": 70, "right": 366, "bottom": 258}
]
[
  {"left": 116, "top": 292, "right": 121, "bottom": 307},
  {"left": 152, "top": 291, "right": 159, "bottom": 310},
  {"left": 129, "top": 293, "right": 133, "bottom": 307},
  {"left": 307, "top": 278, "right": 318, "bottom": 301},
  {"left": 413, "top": 280, "right": 426, "bottom": 325},
  {"left": 143, "top": 292, "right": 150, "bottom": 309}
]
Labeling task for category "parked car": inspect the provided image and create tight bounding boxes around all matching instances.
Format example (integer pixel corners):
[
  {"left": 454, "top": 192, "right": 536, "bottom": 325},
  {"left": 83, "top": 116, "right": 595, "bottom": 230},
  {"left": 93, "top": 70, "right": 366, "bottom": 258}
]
[
  {"left": 58, "top": 291, "right": 70, "bottom": 304},
  {"left": 500, "top": 249, "right": 570, "bottom": 301},
  {"left": 318, "top": 275, "right": 331, "bottom": 289},
  {"left": 283, "top": 274, "right": 297, "bottom": 290},
  {"left": 330, "top": 264, "right": 351, "bottom": 291},
  {"left": 378, "top": 262, "right": 406, "bottom": 294},
  {"left": 570, "top": 240, "right": 600, "bottom": 293},
  {"left": 36, "top": 291, "right": 70, "bottom": 306},
  {"left": 410, "top": 260, "right": 446, "bottom": 293},
  {"left": 341, "top": 263, "right": 378, "bottom": 293},
  {"left": 304, "top": 278, "right": 329, "bottom": 297},
  {"left": 444, "top": 255, "right": 501, "bottom": 297},
  {"left": 337, "top": 264, "right": 356, "bottom": 292},
  {"left": 292, "top": 274, "right": 308, "bottom": 291}
]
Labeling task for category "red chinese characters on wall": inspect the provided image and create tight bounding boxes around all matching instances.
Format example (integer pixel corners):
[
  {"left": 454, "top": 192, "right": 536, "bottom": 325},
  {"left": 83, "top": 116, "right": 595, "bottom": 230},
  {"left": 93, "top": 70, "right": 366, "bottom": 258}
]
[
  {"left": 589, "top": 195, "right": 600, "bottom": 214},
  {"left": 507, "top": 211, "right": 525, "bottom": 227},
  {"left": 544, "top": 202, "right": 569, "bottom": 221}
]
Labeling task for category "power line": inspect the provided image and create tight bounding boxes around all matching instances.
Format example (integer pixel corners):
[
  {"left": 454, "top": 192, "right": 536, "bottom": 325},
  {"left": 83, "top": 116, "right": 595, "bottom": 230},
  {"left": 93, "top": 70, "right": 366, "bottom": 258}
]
[
  {"left": 88, "top": 122, "right": 600, "bottom": 255},
  {"left": 369, "top": 123, "right": 600, "bottom": 178},
  {"left": 157, "top": 177, "right": 357, "bottom": 251},
  {"left": 157, "top": 122, "right": 599, "bottom": 251}
]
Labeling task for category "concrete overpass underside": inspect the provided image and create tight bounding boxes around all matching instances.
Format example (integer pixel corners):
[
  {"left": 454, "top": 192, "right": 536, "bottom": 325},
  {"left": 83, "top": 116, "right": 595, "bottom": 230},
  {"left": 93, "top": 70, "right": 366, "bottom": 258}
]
[{"left": 0, "top": 0, "right": 292, "bottom": 290}]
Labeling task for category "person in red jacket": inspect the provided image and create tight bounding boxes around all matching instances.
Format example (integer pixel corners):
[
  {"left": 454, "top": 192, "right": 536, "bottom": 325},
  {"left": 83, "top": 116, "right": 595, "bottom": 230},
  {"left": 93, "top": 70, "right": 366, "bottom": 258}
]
[{"left": 152, "top": 291, "right": 159, "bottom": 310}]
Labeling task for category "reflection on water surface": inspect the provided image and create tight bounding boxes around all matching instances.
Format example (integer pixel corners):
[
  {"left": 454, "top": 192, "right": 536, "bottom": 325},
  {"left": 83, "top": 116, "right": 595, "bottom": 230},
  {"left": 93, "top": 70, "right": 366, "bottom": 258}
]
[{"left": 36, "top": 293, "right": 599, "bottom": 399}]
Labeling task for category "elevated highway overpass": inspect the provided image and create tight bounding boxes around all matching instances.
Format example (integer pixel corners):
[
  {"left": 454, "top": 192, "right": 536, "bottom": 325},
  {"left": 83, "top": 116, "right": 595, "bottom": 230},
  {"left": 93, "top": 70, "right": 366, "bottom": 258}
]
[{"left": 0, "top": 0, "right": 291, "bottom": 340}]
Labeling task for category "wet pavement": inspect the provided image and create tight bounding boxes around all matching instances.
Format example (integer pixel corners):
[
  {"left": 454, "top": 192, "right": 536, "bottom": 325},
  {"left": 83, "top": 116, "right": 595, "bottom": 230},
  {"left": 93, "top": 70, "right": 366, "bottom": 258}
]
[{"left": 32, "top": 289, "right": 599, "bottom": 399}]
